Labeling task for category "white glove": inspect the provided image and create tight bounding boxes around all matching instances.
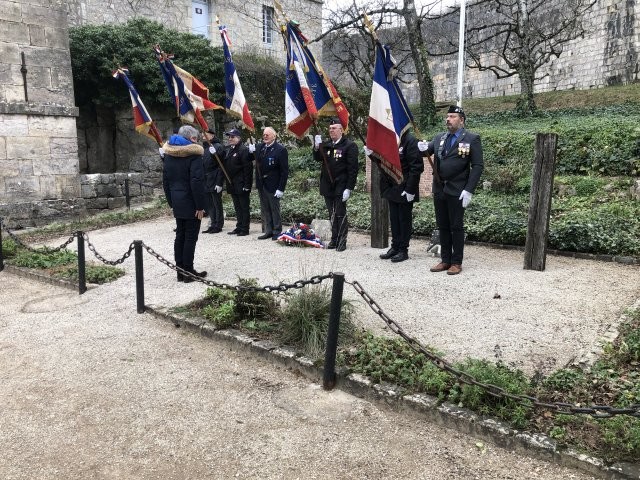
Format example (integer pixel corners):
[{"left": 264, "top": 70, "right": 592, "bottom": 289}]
[
  {"left": 242, "top": 187, "right": 250, "bottom": 192},
  {"left": 274, "top": 189, "right": 284, "bottom": 199},
  {"left": 417, "top": 140, "right": 429, "bottom": 152},
  {"left": 363, "top": 146, "right": 373, "bottom": 156},
  {"left": 248, "top": 143, "right": 256, "bottom": 153},
  {"left": 459, "top": 190, "right": 472, "bottom": 208},
  {"left": 401, "top": 191, "right": 415, "bottom": 202},
  {"left": 209, "top": 145, "right": 216, "bottom": 155},
  {"left": 314, "top": 134, "right": 322, "bottom": 148},
  {"left": 158, "top": 147, "right": 165, "bottom": 158},
  {"left": 342, "top": 189, "right": 351, "bottom": 202},
  {"left": 214, "top": 185, "right": 223, "bottom": 194}
]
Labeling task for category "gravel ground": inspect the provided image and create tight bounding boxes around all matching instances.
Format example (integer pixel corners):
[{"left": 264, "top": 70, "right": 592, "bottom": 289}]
[
  {"left": 52, "top": 214, "right": 640, "bottom": 375},
  {"left": 1, "top": 271, "right": 600, "bottom": 479}
]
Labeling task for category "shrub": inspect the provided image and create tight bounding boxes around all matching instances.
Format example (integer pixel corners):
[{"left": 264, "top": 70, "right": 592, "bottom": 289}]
[
  {"left": 12, "top": 249, "right": 77, "bottom": 269},
  {"left": 54, "top": 265, "right": 125, "bottom": 284},
  {"left": 449, "top": 358, "right": 532, "bottom": 428},
  {"left": 280, "top": 283, "right": 357, "bottom": 358}
]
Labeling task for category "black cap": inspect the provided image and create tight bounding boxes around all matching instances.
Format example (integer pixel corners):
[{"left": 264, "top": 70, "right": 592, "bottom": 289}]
[
  {"left": 447, "top": 105, "right": 465, "bottom": 118},
  {"left": 224, "top": 128, "right": 241, "bottom": 137},
  {"left": 328, "top": 117, "right": 342, "bottom": 126},
  {"left": 206, "top": 128, "right": 216, "bottom": 135}
]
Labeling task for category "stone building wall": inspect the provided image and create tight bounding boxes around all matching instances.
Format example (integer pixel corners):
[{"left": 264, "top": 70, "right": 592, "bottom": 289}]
[
  {"left": 0, "top": 0, "right": 80, "bottom": 227},
  {"left": 405, "top": 0, "right": 640, "bottom": 103},
  {"left": 64, "top": 0, "right": 323, "bottom": 63}
]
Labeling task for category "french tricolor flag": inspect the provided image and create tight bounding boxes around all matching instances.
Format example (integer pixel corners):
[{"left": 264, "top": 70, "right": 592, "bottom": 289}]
[
  {"left": 112, "top": 68, "right": 163, "bottom": 145},
  {"left": 219, "top": 24, "right": 254, "bottom": 131},
  {"left": 285, "top": 25, "right": 317, "bottom": 138},
  {"left": 366, "top": 42, "right": 413, "bottom": 184}
]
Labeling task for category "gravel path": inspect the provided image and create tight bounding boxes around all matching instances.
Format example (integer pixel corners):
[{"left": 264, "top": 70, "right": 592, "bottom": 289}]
[
  {"left": 54, "top": 215, "right": 640, "bottom": 375},
  {"left": 1, "top": 271, "right": 599, "bottom": 479}
]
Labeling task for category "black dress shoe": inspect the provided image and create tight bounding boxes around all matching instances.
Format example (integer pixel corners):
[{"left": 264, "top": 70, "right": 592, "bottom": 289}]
[
  {"left": 210, "top": 227, "right": 222, "bottom": 233},
  {"left": 272, "top": 232, "right": 282, "bottom": 240},
  {"left": 183, "top": 270, "right": 207, "bottom": 283},
  {"left": 390, "top": 251, "right": 409, "bottom": 263},
  {"left": 336, "top": 243, "right": 347, "bottom": 252},
  {"left": 379, "top": 248, "right": 399, "bottom": 260},
  {"left": 236, "top": 231, "right": 249, "bottom": 236},
  {"left": 227, "top": 229, "right": 238, "bottom": 235},
  {"left": 177, "top": 272, "right": 184, "bottom": 282},
  {"left": 327, "top": 241, "right": 337, "bottom": 249},
  {"left": 257, "top": 232, "right": 272, "bottom": 240},
  {"left": 203, "top": 227, "right": 215, "bottom": 233}
]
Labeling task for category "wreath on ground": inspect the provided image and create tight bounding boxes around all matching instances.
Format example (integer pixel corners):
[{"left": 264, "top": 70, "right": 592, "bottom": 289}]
[{"left": 277, "top": 223, "right": 325, "bottom": 248}]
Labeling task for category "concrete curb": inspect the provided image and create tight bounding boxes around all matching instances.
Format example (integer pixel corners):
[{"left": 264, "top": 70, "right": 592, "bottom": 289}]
[
  {"left": 2, "top": 264, "right": 84, "bottom": 292},
  {"left": 145, "top": 304, "right": 639, "bottom": 480}
]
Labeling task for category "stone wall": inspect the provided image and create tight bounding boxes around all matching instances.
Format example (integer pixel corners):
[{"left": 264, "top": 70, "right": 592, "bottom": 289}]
[
  {"left": 64, "top": 0, "right": 323, "bottom": 64},
  {"left": 0, "top": 0, "right": 81, "bottom": 228},
  {"left": 405, "top": 0, "right": 640, "bottom": 103},
  {"left": 79, "top": 173, "right": 158, "bottom": 214}
]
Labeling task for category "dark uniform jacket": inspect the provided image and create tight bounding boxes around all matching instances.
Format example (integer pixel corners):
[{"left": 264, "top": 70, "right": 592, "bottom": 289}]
[
  {"left": 313, "top": 136, "right": 359, "bottom": 197},
  {"left": 202, "top": 137, "right": 224, "bottom": 192},
  {"left": 223, "top": 142, "right": 253, "bottom": 194},
  {"left": 379, "top": 132, "right": 424, "bottom": 203},
  {"left": 252, "top": 141, "right": 289, "bottom": 193},
  {"left": 162, "top": 137, "right": 207, "bottom": 219},
  {"left": 426, "top": 128, "right": 484, "bottom": 197}
]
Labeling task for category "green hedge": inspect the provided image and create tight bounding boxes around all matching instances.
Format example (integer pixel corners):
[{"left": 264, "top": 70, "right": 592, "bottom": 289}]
[{"left": 419, "top": 105, "right": 640, "bottom": 177}]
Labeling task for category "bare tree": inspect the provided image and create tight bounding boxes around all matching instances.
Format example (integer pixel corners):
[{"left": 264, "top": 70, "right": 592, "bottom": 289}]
[
  {"left": 315, "top": 0, "right": 442, "bottom": 126},
  {"left": 458, "top": 0, "right": 597, "bottom": 114}
]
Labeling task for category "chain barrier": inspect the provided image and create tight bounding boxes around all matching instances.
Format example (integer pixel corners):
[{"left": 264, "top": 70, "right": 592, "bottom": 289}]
[
  {"left": 0, "top": 218, "right": 75, "bottom": 253},
  {"left": 82, "top": 232, "right": 135, "bottom": 266},
  {"left": 348, "top": 279, "right": 640, "bottom": 418},
  {"left": 141, "top": 241, "right": 333, "bottom": 292}
]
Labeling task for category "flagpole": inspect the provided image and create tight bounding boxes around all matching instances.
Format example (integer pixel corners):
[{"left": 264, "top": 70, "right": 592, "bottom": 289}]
[{"left": 456, "top": 0, "right": 466, "bottom": 107}]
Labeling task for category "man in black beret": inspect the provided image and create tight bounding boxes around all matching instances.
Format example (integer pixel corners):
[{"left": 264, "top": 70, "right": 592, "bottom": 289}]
[
  {"left": 223, "top": 128, "right": 252, "bottom": 236},
  {"left": 313, "top": 119, "right": 359, "bottom": 251},
  {"left": 418, "top": 105, "right": 484, "bottom": 275}
]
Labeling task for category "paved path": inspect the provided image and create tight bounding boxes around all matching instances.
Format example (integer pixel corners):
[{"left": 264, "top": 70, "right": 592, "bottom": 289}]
[
  {"left": 1, "top": 270, "right": 598, "bottom": 479},
  {"left": 50, "top": 215, "right": 640, "bottom": 374}
]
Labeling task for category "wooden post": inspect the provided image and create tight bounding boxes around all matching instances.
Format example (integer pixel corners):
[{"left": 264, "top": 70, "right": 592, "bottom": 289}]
[
  {"left": 524, "top": 133, "right": 558, "bottom": 271},
  {"left": 370, "top": 160, "right": 389, "bottom": 248}
]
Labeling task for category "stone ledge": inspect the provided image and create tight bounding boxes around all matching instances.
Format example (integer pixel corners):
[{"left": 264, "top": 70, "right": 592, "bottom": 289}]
[
  {"left": 143, "top": 304, "right": 639, "bottom": 480},
  {"left": 2, "top": 264, "right": 81, "bottom": 292},
  {"left": 0, "top": 102, "right": 79, "bottom": 117}
]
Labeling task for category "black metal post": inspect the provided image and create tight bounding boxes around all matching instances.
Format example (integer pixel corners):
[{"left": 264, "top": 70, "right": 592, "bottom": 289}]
[
  {"left": 124, "top": 178, "right": 131, "bottom": 211},
  {"left": 134, "top": 240, "right": 145, "bottom": 313},
  {"left": 323, "top": 272, "right": 345, "bottom": 390},
  {"left": 0, "top": 218, "right": 4, "bottom": 272},
  {"left": 76, "top": 231, "right": 87, "bottom": 294}
]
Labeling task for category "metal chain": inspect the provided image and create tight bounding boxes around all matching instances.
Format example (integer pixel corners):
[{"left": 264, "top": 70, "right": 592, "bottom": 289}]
[
  {"left": 0, "top": 219, "right": 75, "bottom": 253},
  {"left": 82, "top": 232, "right": 134, "bottom": 266},
  {"left": 141, "top": 241, "right": 333, "bottom": 292},
  {"left": 349, "top": 280, "right": 640, "bottom": 418}
]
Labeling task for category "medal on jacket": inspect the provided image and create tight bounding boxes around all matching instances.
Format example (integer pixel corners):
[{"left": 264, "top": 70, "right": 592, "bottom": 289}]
[
  {"left": 458, "top": 142, "right": 470, "bottom": 158},
  {"left": 335, "top": 149, "right": 342, "bottom": 160}
]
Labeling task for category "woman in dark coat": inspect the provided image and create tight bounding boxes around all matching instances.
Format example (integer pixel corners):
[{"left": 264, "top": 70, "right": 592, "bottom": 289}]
[{"left": 162, "top": 125, "right": 208, "bottom": 282}]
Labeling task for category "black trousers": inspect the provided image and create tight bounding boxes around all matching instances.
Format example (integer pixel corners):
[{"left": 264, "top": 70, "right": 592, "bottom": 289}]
[
  {"left": 388, "top": 200, "right": 414, "bottom": 252},
  {"left": 205, "top": 191, "right": 224, "bottom": 229},
  {"left": 258, "top": 187, "right": 282, "bottom": 234},
  {"left": 174, "top": 217, "right": 201, "bottom": 271},
  {"left": 433, "top": 191, "right": 465, "bottom": 264},
  {"left": 324, "top": 194, "right": 348, "bottom": 246},
  {"left": 231, "top": 192, "right": 250, "bottom": 233}
]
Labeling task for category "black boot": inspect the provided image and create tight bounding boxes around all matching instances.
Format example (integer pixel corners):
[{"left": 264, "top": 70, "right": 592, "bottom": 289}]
[
  {"left": 176, "top": 264, "right": 185, "bottom": 282},
  {"left": 379, "top": 248, "right": 399, "bottom": 259},
  {"left": 183, "top": 270, "right": 208, "bottom": 283}
]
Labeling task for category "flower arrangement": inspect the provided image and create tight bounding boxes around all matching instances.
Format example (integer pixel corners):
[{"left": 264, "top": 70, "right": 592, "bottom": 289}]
[{"left": 276, "top": 222, "right": 325, "bottom": 248}]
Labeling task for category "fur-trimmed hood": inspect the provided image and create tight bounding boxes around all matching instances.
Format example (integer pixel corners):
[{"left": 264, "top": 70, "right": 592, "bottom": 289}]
[{"left": 162, "top": 139, "right": 204, "bottom": 158}]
